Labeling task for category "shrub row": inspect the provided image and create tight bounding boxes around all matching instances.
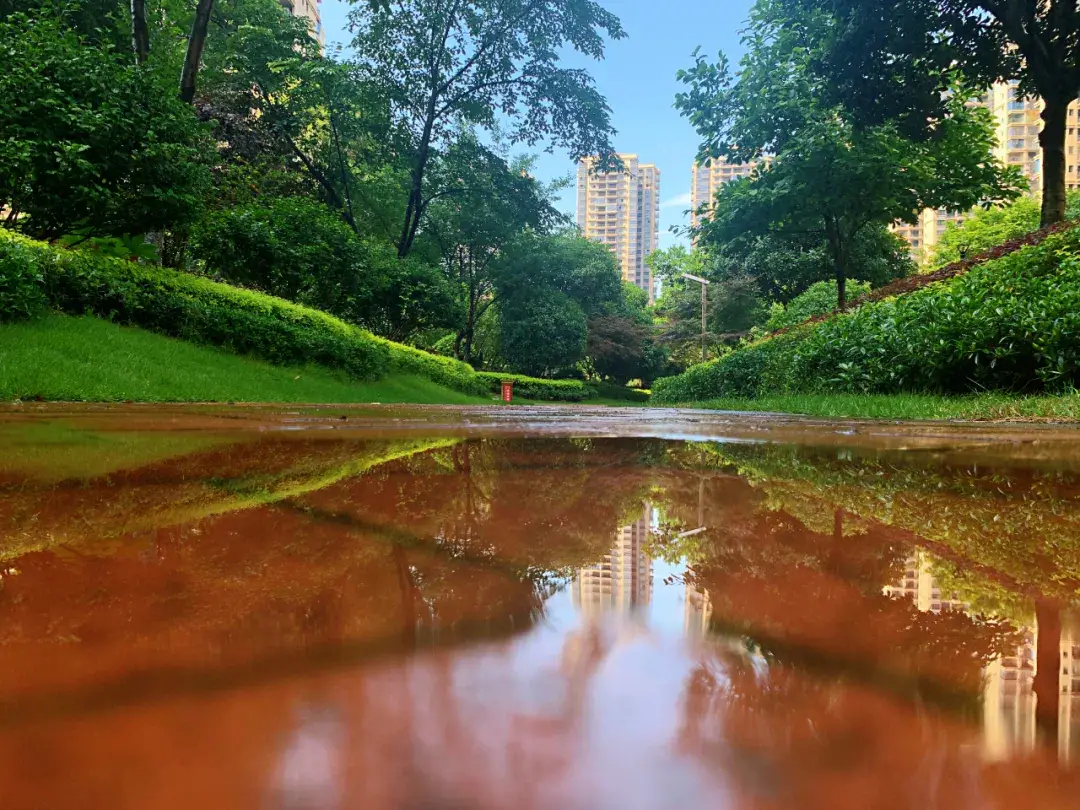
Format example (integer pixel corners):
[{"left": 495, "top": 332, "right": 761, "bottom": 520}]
[
  {"left": 0, "top": 237, "right": 48, "bottom": 323},
  {"left": 586, "top": 381, "right": 651, "bottom": 403},
  {"left": 653, "top": 329, "right": 811, "bottom": 402},
  {"left": 0, "top": 231, "right": 591, "bottom": 401},
  {"left": 653, "top": 226, "right": 1080, "bottom": 402},
  {"left": 476, "top": 372, "right": 592, "bottom": 402},
  {"left": 770, "top": 219, "right": 1078, "bottom": 338}
]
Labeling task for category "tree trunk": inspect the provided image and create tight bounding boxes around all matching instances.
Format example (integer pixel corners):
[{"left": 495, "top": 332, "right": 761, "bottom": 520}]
[
  {"left": 397, "top": 104, "right": 437, "bottom": 258},
  {"left": 1040, "top": 97, "right": 1069, "bottom": 227},
  {"left": 281, "top": 133, "right": 358, "bottom": 233},
  {"left": 825, "top": 217, "right": 847, "bottom": 310},
  {"left": 130, "top": 0, "right": 150, "bottom": 65},
  {"left": 178, "top": 0, "right": 215, "bottom": 104},
  {"left": 392, "top": 543, "right": 418, "bottom": 645},
  {"left": 462, "top": 323, "right": 475, "bottom": 365},
  {"left": 1033, "top": 599, "right": 1061, "bottom": 750}
]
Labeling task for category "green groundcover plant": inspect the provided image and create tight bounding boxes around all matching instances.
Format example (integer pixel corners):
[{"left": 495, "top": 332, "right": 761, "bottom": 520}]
[
  {"left": 0, "top": 231, "right": 590, "bottom": 402},
  {"left": 653, "top": 226, "right": 1080, "bottom": 402}
]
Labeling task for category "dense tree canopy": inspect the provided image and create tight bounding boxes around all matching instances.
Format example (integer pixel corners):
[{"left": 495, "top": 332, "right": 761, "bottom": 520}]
[
  {"left": 0, "top": 0, "right": 653, "bottom": 383},
  {"left": 675, "top": 0, "right": 1020, "bottom": 308},
  {"left": 776, "top": 0, "right": 1080, "bottom": 226},
  {"left": 0, "top": 13, "right": 212, "bottom": 239}
]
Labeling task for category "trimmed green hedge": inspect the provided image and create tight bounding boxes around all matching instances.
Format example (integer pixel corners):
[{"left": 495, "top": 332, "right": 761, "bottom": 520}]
[
  {"left": 653, "top": 227, "right": 1080, "bottom": 403},
  {"left": 476, "top": 371, "right": 592, "bottom": 402},
  {"left": 0, "top": 230, "right": 590, "bottom": 401},
  {"left": 653, "top": 329, "right": 810, "bottom": 402},
  {"left": 587, "top": 381, "right": 651, "bottom": 402},
  {"left": 380, "top": 339, "right": 489, "bottom": 397}
]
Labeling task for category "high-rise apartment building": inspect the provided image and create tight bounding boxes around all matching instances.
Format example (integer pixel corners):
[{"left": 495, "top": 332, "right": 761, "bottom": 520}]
[
  {"left": 690, "top": 158, "right": 758, "bottom": 232},
  {"left": 572, "top": 506, "right": 654, "bottom": 616},
  {"left": 894, "top": 82, "right": 1080, "bottom": 263},
  {"left": 885, "top": 551, "right": 1080, "bottom": 764},
  {"left": 576, "top": 155, "right": 661, "bottom": 302},
  {"left": 281, "top": 0, "right": 324, "bottom": 46}
]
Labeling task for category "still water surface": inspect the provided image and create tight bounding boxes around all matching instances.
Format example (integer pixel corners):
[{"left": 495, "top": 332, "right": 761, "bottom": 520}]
[{"left": 3, "top": 405, "right": 1080, "bottom": 809}]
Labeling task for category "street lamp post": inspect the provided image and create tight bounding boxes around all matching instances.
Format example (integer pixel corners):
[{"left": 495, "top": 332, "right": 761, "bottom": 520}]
[{"left": 682, "top": 273, "right": 711, "bottom": 363}]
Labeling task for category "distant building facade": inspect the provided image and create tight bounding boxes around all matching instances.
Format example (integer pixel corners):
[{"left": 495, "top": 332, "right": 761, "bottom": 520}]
[
  {"left": 281, "top": 0, "right": 323, "bottom": 46},
  {"left": 576, "top": 154, "right": 661, "bottom": 302},
  {"left": 572, "top": 506, "right": 654, "bottom": 616},
  {"left": 689, "top": 158, "right": 758, "bottom": 234}
]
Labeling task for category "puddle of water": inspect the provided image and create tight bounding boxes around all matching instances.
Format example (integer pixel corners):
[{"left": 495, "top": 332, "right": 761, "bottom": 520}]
[{"left": 2, "top": 405, "right": 1080, "bottom": 808}]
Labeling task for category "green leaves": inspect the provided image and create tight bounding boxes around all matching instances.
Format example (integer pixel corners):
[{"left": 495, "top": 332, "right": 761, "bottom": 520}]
[
  {"left": 0, "top": 238, "right": 47, "bottom": 323},
  {"left": 348, "top": 0, "right": 623, "bottom": 254},
  {"left": 0, "top": 13, "right": 212, "bottom": 241},
  {"left": 654, "top": 226, "right": 1080, "bottom": 401},
  {"left": 678, "top": 0, "right": 1021, "bottom": 310},
  {"left": 763, "top": 279, "right": 871, "bottom": 331}
]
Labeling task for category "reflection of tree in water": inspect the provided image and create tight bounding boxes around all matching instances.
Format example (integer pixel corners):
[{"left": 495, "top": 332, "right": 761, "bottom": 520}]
[
  {"left": 691, "top": 442, "right": 1080, "bottom": 602},
  {"left": 675, "top": 650, "right": 994, "bottom": 810},
  {"left": 697, "top": 511, "right": 1017, "bottom": 702},
  {"left": 296, "top": 438, "right": 661, "bottom": 644},
  {"left": 655, "top": 441, "right": 1080, "bottom": 761}
]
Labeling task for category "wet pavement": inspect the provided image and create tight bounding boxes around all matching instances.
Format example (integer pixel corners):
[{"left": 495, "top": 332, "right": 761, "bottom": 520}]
[{"left": 2, "top": 404, "right": 1080, "bottom": 809}]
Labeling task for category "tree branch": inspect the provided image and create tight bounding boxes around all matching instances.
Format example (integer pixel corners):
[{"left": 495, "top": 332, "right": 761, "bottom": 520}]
[{"left": 434, "top": 0, "right": 544, "bottom": 98}]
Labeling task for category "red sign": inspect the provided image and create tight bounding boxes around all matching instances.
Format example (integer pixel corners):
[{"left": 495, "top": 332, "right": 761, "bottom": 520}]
[{"left": 500, "top": 381, "right": 514, "bottom": 403}]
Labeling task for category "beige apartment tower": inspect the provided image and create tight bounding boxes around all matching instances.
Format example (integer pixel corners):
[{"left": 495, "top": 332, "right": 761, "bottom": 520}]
[
  {"left": 281, "top": 0, "right": 324, "bottom": 46},
  {"left": 572, "top": 506, "right": 653, "bottom": 616},
  {"left": 690, "top": 158, "right": 758, "bottom": 232},
  {"left": 576, "top": 155, "right": 661, "bottom": 302}
]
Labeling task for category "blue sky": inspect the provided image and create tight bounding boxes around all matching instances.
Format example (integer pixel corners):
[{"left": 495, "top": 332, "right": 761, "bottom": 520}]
[{"left": 319, "top": 0, "right": 756, "bottom": 248}]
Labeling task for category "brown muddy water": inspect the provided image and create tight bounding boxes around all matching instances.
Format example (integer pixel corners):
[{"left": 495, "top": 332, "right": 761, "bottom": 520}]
[{"left": 3, "top": 403, "right": 1080, "bottom": 809}]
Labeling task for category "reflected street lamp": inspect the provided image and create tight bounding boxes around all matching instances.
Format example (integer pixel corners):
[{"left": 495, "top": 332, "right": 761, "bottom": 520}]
[{"left": 682, "top": 273, "right": 711, "bottom": 363}]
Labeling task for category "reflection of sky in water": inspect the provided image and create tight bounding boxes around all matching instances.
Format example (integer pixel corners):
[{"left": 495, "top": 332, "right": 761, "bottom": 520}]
[{"left": 416, "top": 537, "right": 736, "bottom": 810}]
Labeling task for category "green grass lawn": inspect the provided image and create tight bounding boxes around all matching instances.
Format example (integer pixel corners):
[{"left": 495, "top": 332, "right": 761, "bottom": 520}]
[
  {"left": 0, "top": 314, "right": 493, "bottom": 405},
  {"left": 690, "top": 392, "right": 1080, "bottom": 421}
]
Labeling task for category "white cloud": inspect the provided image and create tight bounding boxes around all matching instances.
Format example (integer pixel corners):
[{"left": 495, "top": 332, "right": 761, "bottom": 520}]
[{"left": 660, "top": 192, "right": 692, "bottom": 210}]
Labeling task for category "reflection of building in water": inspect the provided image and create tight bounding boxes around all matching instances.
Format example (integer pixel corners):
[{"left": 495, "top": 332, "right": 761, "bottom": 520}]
[
  {"left": 1058, "top": 621, "right": 1080, "bottom": 763},
  {"left": 572, "top": 506, "right": 653, "bottom": 615},
  {"left": 684, "top": 582, "right": 712, "bottom": 637},
  {"left": 882, "top": 552, "right": 966, "bottom": 613},
  {"left": 886, "top": 551, "right": 1080, "bottom": 764},
  {"left": 983, "top": 614, "right": 1080, "bottom": 763},
  {"left": 983, "top": 627, "right": 1038, "bottom": 759}
]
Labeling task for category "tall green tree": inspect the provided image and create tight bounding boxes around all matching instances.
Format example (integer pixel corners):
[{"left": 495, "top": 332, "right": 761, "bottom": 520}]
[
  {"left": 778, "top": 0, "right": 1080, "bottom": 226},
  {"left": 499, "top": 291, "right": 589, "bottom": 377},
  {"left": 651, "top": 246, "right": 767, "bottom": 363},
  {"left": 347, "top": 0, "right": 624, "bottom": 257},
  {"left": 676, "top": 3, "right": 1019, "bottom": 308},
  {"left": 421, "top": 136, "right": 565, "bottom": 363},
  {"left": 493, "top": 230, "right": 624, "bottom": 375},
  {"left": 587, "top": 282, "right": 671, "bottom": 385}
]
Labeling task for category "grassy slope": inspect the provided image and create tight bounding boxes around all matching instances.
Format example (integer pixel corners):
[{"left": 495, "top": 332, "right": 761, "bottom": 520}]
[
  {"left": 0, "top": 315, "right": 491, "bottom": 404},
  {"left": 691, "top": 392, "right": 1080, "bottom": 421}
]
